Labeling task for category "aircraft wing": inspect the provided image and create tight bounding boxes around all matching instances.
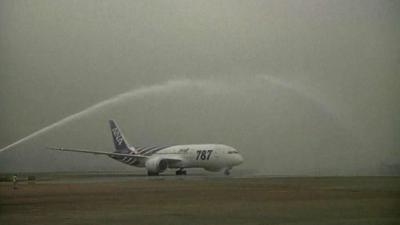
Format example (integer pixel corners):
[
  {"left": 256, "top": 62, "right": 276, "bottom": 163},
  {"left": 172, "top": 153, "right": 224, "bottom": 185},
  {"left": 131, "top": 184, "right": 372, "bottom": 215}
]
[{"left": 47, "top": 147, "right": 149, "bottom": 158}]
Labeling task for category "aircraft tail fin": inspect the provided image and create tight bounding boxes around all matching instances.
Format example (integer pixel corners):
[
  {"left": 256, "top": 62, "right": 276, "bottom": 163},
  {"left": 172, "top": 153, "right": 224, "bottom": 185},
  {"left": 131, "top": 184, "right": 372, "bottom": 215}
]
[{"left": 109, "top": 120, "right": 136, "bottom": 154}]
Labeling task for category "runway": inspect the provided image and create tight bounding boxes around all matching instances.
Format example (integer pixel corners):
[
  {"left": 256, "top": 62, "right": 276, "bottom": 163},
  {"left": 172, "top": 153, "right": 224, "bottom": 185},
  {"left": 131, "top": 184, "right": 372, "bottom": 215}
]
[{"left": 1, "top": 174, "right": 399, "bottom": 225}]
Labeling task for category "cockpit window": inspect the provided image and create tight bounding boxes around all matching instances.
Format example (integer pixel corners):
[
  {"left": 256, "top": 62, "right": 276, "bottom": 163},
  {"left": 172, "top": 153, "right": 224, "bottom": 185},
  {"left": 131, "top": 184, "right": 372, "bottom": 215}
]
[{"left": 228, "top": 151, "right": 239, "bottom": 154}]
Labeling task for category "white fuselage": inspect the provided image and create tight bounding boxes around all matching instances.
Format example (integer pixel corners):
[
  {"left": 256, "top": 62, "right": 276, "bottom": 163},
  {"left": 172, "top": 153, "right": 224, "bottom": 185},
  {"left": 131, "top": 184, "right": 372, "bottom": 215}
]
[{"left": 114, "top": 144, "right": 243, "bottom": 172}]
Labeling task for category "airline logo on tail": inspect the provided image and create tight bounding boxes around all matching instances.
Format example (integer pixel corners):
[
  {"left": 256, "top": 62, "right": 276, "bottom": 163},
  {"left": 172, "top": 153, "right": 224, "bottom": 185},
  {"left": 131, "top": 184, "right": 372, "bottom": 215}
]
[
  {"left": 109, "top": 120, "right": 132, "bottom": 153},
  {"left": 112, "top": 128, "right": 123, "bottom": 145}
]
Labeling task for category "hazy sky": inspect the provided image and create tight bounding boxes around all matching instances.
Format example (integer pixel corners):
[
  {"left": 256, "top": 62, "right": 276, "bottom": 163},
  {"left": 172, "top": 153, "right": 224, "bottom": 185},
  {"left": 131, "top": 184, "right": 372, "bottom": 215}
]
[{"left": 0, "top": 0, "right": 399, "bottom": 175}]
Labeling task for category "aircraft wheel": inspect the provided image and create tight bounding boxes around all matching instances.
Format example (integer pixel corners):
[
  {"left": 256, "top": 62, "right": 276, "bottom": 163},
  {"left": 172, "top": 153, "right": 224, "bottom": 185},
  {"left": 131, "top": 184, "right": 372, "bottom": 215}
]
[
  {"left": 224, "top": 169, "right": 231, "bottom": 176},
  {"left": 176, "top": 169, "right": 187, "bottom": 176},
  {"left": 147, "top": 171, "right": 159, "bottom": 176}
]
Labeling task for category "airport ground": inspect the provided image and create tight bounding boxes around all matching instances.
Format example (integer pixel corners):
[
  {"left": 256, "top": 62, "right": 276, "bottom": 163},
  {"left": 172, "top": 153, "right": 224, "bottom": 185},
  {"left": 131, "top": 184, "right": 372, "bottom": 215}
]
[{"left": 0, "top": 174, "right": 399, "bottom": 225}]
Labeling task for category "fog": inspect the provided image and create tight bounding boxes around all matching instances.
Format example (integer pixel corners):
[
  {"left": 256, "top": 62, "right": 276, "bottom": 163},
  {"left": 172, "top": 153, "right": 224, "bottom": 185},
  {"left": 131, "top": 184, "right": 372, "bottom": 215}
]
[{"left": 0, "top": 0, "right": 399, "bottom": 175}]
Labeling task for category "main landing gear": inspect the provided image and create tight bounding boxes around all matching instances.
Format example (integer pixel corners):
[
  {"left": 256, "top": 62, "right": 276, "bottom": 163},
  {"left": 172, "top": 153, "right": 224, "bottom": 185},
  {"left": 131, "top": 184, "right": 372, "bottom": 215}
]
[
  {"left": 224, "top": 168, "right": 231, "bottom": 176},
  {"left": 176, "top": 168, "right": 187, "bottom": 175},
  {"left": 147, "top": 171, "right": 159, "bottom": 176}
]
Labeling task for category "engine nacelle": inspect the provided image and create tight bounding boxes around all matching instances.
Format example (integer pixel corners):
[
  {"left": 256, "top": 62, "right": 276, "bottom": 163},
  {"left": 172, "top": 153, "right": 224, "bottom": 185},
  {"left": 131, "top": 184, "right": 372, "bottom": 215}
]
[{"left": 145, "top": 157, "right": 168, "bottom": 174}]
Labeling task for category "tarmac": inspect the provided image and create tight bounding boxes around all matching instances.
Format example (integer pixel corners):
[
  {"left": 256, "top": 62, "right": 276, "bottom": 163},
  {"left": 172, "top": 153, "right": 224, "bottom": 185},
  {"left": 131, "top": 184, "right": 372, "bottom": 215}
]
[{"left": 0, "top": 173, "right": 399, "bottom": 225}]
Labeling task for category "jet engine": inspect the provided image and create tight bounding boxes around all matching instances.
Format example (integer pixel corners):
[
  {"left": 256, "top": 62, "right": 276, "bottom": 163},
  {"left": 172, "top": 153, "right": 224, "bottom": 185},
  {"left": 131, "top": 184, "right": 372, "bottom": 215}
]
[{"left": 145, "top": 157, "right": 168, "bottom": 175}]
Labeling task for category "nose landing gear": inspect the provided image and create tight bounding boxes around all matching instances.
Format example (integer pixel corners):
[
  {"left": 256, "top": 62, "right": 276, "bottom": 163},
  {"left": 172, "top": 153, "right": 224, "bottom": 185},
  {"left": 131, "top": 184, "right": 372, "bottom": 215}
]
[
  {"left": 176, "top": 168, "right": 187, "bottom": 175},
  {"left": 224, "top": 168, "right": 231, "bottom": 176}
]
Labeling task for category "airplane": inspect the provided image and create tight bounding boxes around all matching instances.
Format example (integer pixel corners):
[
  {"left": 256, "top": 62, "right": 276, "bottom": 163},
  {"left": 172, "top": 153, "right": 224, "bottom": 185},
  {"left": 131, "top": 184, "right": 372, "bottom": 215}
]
[{"left": 48, "top": 120, "right": 243, "bottom": 176}]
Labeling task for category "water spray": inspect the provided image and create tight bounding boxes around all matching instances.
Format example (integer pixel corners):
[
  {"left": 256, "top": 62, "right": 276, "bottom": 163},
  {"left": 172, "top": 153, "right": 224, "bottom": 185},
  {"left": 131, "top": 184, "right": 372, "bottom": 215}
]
[{"left": 0, "top": 79, "right": 210, "bottom": 153}]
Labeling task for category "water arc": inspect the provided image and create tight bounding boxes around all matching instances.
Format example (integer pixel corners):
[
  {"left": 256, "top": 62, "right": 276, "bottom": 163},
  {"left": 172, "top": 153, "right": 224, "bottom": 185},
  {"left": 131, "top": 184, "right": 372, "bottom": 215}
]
[
  {"left": 0, "top": 76, "right": 352, "bottom": 154},
  {"left": 0, "top": 79, "right": 204, "bottom": 153}
]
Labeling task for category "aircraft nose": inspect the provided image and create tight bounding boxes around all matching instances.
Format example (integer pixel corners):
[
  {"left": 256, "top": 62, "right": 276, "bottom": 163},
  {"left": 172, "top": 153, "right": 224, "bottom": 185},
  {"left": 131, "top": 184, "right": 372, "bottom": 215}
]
[{"left": 236, "top": 154, "right": 244, "bottom": 165}]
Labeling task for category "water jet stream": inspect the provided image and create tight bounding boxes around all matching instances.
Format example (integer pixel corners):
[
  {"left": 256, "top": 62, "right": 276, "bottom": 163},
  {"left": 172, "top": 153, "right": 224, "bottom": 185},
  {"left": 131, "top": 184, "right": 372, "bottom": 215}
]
[
  {"left": 0, "top": 79, "right": 209, "bottom": 153},
  {"left": 258, "top": 75, "right": 334, "bottom": 116},
  {"left": 0, "top": 76, "right": 353, "bottom": 153}
]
